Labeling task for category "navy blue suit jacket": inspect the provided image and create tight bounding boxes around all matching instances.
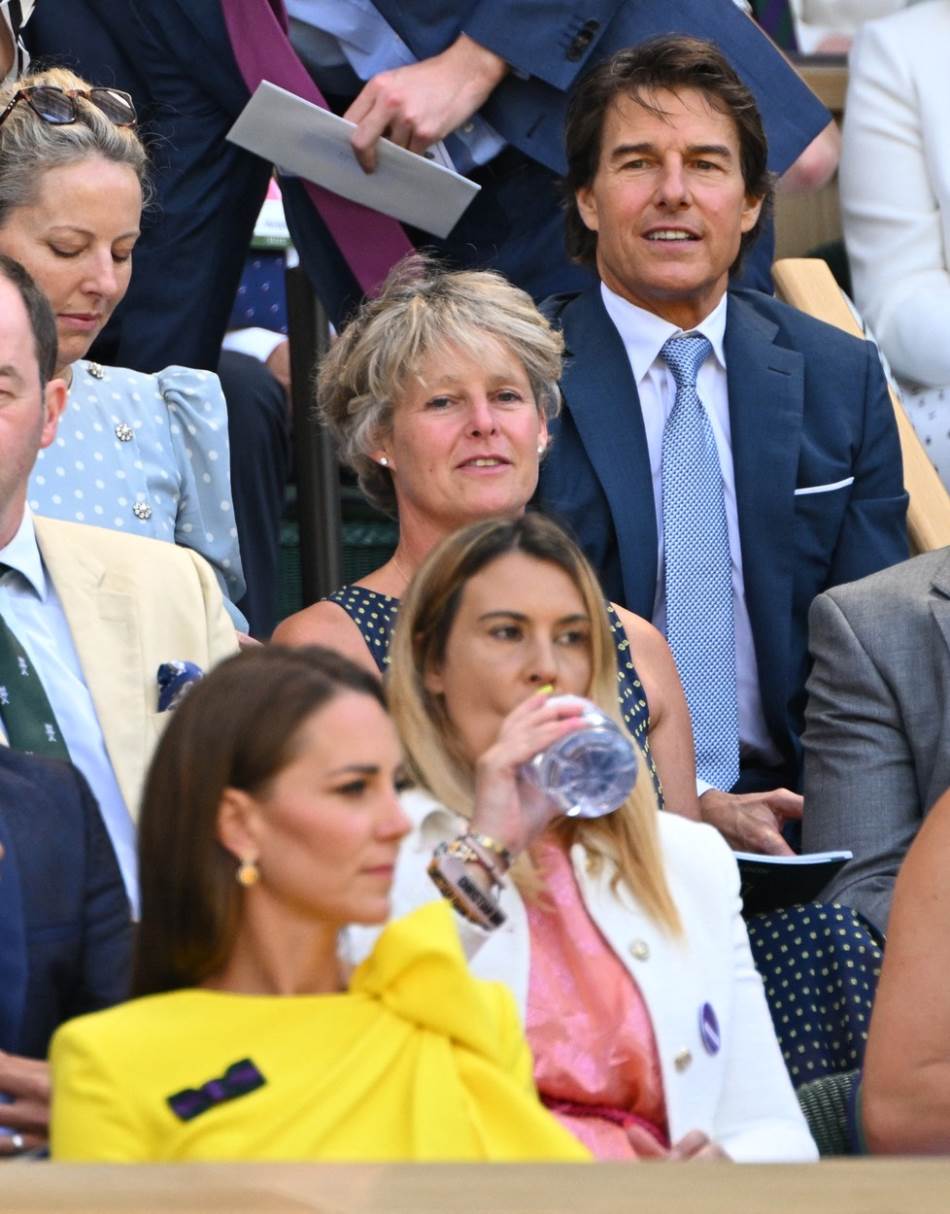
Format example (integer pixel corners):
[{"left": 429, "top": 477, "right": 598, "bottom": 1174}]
[
  {"left": 537, "top": 286, "right": 910, "bottom": 786},
  {"left": 0, "top": 750, "right": 132, "bottom": 1059},
  {"left": 374, "top": 0, "right": 828, "bottom": 179},
  {"left": 29, "top": 0, "right": 828, "bottom": 345},
  {"left": 27, "top": 0, "right": 271, "bottom": 371}
]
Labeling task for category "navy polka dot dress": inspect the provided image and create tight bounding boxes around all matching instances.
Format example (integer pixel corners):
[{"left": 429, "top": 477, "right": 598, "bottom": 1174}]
[{"left": 746, "top": 903, "right": 883, "bottom": 1084}]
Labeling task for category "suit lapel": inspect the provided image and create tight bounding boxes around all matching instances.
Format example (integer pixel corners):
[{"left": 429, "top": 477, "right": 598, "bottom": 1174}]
[
  {"left": 560, "top": 289, "right": 658, "bottom": 616},
  {"left": 0, "top": 810, "right": 27, "bottom": 1050},
  {"left": 927, "top": 550, "right": 950, "bottom": 659},
  {"left": 724, "top": 294, "right": 804, "bottom": 749},
  {"left": 34, "top": 519, "right": 147, "bottom": 819}
]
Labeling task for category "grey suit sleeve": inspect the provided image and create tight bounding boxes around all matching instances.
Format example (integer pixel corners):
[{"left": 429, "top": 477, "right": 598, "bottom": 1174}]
[{"left": 802, "top": 591, "right": 922, "bottom": 935}]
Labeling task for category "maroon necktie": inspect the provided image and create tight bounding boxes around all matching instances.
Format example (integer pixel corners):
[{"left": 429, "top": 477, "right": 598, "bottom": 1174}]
[{"left": 222, "top": 0, "right": 414, "bottom": 294}]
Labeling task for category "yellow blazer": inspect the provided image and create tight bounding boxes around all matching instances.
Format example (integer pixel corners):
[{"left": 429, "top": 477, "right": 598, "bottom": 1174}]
[{"left": 50, "top": 902, "right": 590, "bottom": 1162}]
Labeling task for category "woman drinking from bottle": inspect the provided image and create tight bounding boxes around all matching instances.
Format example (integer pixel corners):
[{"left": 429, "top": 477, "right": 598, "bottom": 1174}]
[{"left": 347, "top": 513, "right": 817, "bottom": 1162}]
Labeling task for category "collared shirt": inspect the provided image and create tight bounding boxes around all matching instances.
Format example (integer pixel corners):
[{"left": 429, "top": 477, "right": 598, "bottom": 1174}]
[
  {"left": 285, "top": 0, "right": 505, "bottom": 173},
  {"left": 0, "top": 509, "right": 138, "bottom": 912},
  {"left": 600, "top": 283, "right": 779, "bottom": 770}
]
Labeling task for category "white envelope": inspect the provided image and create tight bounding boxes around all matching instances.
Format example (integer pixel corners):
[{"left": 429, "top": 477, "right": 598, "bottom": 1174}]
[{"left": 226, "top": 81, "right": 481, "bottom": 240}]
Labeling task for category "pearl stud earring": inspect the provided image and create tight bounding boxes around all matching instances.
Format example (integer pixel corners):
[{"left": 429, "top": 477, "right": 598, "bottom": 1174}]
[{"left": 378, "top": 456, "right": 389, "bottom": 467}]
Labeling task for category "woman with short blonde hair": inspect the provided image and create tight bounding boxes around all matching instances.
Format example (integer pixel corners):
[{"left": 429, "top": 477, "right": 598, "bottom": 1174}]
[{"left": 275, "top": 255, "right": 699, "bottom": 818}]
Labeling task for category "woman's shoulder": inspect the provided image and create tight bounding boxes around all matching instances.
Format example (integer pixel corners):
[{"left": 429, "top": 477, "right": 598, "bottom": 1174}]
[
  {"left": 69, "top": 361, "right": 225, "bottom": 413},
  {"left": 352, "top": 902, "right": 521, "bottom": 1055},
  {"left": 51, "top": 990, "right": 204, "bottom": 1063},
  {"left": 272, "top": 595, "right": 382, "bottom": 675},
  {"left": 153, "top": 364, "right": 226, "bottom": 405}
]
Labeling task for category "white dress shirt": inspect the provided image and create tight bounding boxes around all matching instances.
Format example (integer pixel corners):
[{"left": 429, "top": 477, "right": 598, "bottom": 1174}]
[
  {"left": 0, "top": 509, "right": 138, "bottom": 911},
  {"left": 600, "top": 283, "right": 780, "bottom": 772}
]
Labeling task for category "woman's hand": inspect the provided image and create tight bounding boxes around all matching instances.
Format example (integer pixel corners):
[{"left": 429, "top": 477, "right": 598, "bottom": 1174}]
[
  {"left": 470, "top": 692, "right": 586, "bottom": 856},
  {"left": 667, "top": 1130, "right": 730, "bottom": 1161},
  {"left": 626, "top": 1123, "right": 730, "bottom": 1161}
]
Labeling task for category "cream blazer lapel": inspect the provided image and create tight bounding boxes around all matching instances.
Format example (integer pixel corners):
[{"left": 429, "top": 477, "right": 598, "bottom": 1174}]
[{"left": 34, "top": 517, "right": 148, "bottom": 818}]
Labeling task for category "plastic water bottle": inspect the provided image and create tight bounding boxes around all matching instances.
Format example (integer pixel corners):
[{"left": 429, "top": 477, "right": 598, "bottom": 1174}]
[{"left": 519, "top": 695, "right": 639, "bottom": 819}]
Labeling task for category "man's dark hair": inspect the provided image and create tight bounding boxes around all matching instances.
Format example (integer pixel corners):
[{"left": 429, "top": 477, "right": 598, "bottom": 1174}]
[
  {"left": 0, "top": 252, "right": 58, "bottom": 387},
  {"left": 563, "top": 35, "right": 774, "bottom": 271}
]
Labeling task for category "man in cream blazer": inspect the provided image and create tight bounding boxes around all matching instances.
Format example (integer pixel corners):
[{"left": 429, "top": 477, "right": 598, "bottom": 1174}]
[
  {"left": 27, "top": 516, "right": 238, "bottom": 816},
  {"left": 0, "top": 255, "right": 238, "bottom": 909}
]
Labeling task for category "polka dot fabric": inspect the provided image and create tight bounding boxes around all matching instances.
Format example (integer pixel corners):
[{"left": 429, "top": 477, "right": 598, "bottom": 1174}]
[
  {"left": 28, "top": 360, "right": 246, "bottom": 623},
  {"left": 746, "top": 903, "right": 884, "bottom": 1084},
  {"left": 325, "top": 585, "right": 398, "bottom": 674},
  {"left": 606, "top": 601, "right": 662, "bottom": 807},
  {"left": 325, "top": 586, "right": 662, "bottom": 802},
  {"left": 659, "top": 335, "right": 740, "bottom": 791},
  {"left": 899, "top": 381, "right": 950, "bottom": 483}
]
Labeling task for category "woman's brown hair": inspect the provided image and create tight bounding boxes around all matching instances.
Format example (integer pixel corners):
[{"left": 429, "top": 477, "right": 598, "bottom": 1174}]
[{"left": 132, "top": 646, "right": 386, "bottom": 997}]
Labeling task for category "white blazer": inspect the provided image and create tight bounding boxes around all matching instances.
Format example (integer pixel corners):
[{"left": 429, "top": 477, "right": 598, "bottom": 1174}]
[
  {"left": 788, "top": 0, "right": 910, "bottom": 52},
  {"left": 841, "top": 1, "right": 950, "bottom": 387},
  {"left": 349, "top": 790, "right": 816, "bottom": 1163}
]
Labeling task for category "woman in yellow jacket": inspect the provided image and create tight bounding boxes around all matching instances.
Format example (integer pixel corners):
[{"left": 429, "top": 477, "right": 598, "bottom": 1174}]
[{"left": 49, "top": 646, "right": 587, "bottom": 1163}]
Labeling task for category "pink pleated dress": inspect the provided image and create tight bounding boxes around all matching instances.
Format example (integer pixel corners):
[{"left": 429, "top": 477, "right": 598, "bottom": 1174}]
[{"left": 524, "top": 837, "right": 669, "bottom": 1160}]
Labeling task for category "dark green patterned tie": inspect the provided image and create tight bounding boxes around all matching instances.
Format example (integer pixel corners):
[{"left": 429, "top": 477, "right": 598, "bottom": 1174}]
[{"left": 0, "top": 564, "right": 71, "bottom": 761}]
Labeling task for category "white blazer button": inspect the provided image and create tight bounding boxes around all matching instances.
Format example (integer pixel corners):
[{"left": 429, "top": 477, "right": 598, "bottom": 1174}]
[
  {"left": 674, "top": 1048, "right": 692, "bottom": 1072},
  {"left": 629, "top": 939, "right": 650, "bottom": 961}
]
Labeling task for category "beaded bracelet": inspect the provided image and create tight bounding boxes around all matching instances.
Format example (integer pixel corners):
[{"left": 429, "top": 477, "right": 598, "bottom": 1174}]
[
  {"left": 463, "top": 831, "right": 513, "bottom": 873},
  {"left": 446, "top": 836, "right": 506, "bottom": 886}
]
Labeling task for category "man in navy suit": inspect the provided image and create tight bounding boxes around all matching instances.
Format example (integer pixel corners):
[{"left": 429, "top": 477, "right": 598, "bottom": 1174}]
[
  {"left": 0, "top": 748, "right": 131, "bottom": 1155},
  {"left": 28, "top": 0, "right": 833, "bottom": 365},
  {"left": 537, "top": 36, "right": 908, "bottom": 854}
]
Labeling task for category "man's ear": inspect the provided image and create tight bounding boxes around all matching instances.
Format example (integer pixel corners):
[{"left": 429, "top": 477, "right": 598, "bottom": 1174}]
[
  {"left": 575, "top": 185, "right": 601, "bottom": 235},
  {"left": 216, "top": 787, "right": 261, "bottom": 863},
  {"left": 740, "top": 191, "right": 765, "bottom": 235},
  {"left": 39, "top": 378, "right": 68, "bottom": 450}
]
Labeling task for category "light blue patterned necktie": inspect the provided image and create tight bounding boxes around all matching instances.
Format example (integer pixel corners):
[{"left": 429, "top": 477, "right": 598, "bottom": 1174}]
[{"left": 660, "top": 335, "right": 740, "bottom": 791}]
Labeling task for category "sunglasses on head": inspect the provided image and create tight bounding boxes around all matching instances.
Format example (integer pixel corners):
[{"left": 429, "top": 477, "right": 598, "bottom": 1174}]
[{"left": 0, "top": 85, "right": 137, "bottom": 131}]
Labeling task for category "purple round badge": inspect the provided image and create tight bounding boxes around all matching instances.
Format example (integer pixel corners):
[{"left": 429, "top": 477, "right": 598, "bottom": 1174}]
[{"left": 699, "top": 1002, "right": 721, "bottom": 1055}]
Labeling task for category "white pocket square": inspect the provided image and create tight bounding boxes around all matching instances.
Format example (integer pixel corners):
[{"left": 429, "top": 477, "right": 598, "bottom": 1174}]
[{"left": 794, "top": 476, "right": 855, "bottom": 497}]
